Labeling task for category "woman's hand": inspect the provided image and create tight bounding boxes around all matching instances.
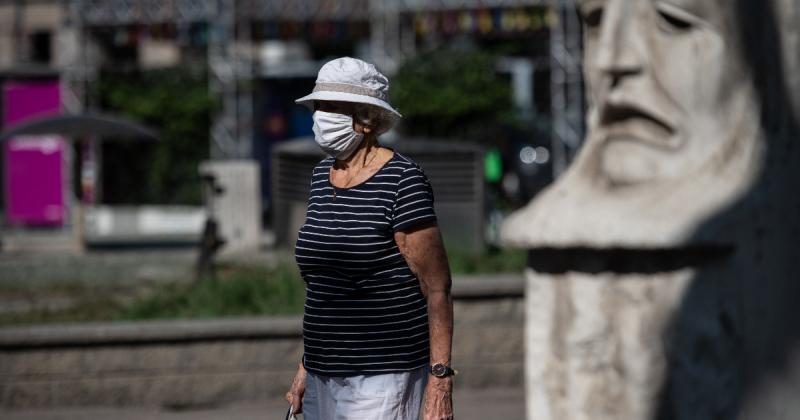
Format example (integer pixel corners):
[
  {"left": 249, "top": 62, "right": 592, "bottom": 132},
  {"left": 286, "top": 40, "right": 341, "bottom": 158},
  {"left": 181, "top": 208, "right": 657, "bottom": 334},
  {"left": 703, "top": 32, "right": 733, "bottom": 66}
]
[
  {"left": 423, "top": 376, "right": 454, "bottom": 420},
  {"left": 284, "top": 363, "right": 307, "bottom": 414}
]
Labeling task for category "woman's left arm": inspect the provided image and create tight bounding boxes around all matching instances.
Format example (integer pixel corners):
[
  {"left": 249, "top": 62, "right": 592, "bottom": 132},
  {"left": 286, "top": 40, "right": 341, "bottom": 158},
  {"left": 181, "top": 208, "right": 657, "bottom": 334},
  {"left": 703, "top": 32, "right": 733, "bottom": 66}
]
[{"left": 395, "top": 224, "right": 454, "bottom": 420}]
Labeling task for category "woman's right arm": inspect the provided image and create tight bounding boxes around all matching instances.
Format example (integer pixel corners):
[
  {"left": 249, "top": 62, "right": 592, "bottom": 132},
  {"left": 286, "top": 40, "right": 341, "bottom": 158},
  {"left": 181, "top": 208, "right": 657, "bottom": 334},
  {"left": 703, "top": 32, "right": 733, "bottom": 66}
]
[{"left": 285, "top": 363, "right": 307, "bottom": 414}]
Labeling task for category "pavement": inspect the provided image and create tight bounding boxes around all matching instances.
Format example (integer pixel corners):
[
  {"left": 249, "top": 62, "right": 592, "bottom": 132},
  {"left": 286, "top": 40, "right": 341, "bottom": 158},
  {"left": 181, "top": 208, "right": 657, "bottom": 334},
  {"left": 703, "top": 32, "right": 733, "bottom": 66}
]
[{"left": 0, "top": 387, "right": 525, "bottom": 420}]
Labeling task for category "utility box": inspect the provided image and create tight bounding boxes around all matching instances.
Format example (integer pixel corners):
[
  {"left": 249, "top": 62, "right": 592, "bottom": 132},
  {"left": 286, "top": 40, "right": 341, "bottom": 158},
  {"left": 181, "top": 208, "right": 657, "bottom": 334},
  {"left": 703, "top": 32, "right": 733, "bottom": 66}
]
[
  {"left": 199, "top": 160, "right": 262, "bottom": 256},
  {"left": 3, "top": 80, "right": 66, "bottom": 227},
  {"left": 272, "top": 139, "right": 485, "bottom": 253}
]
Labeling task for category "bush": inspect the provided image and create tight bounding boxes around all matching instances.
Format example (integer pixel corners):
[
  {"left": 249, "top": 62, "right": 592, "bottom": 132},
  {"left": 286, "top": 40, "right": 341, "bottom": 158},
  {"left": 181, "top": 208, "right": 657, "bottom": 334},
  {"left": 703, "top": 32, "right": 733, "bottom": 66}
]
[
  {"left": 98, "top": 67, "right": 217, "bottom": 205},
  {"left": 447, "top": 248, "right": 526, "bottom": 274},
  {"left": 391, "top": 48, "right": 513, "bottom": 140},
  {"left": 0, "top": 263, "right": 306, "bottom": 326},
  {"left": 120, "top": 262, "right": 305, "bottom": 320}
]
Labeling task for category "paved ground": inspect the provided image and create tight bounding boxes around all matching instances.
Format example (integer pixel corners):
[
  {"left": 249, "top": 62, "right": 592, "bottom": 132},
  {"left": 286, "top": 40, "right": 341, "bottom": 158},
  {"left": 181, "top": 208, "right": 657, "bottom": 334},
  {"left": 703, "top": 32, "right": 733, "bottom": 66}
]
[{"left": 1, "top": 387, "right": 524, "bottom": 420}]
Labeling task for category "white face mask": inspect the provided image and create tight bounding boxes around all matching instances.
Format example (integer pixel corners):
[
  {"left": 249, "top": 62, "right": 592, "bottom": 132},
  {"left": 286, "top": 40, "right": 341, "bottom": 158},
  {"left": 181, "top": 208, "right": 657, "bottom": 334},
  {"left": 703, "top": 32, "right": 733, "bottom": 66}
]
[{"left": 312, "top": 111, "right": 365, "bottom": 160}]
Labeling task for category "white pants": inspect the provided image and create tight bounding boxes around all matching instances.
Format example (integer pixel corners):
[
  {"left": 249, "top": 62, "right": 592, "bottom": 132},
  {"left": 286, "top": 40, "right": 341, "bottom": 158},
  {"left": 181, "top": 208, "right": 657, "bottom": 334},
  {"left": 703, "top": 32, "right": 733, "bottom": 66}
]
[{"left": 302, "top": 367, "right": 428, "bottom": 420}]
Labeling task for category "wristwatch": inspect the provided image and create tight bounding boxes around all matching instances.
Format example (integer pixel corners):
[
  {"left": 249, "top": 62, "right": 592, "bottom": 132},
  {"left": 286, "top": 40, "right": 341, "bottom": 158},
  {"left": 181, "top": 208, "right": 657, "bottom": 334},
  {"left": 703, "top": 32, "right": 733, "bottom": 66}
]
[{"left": 430, "top": 363, "right": 457, "bottom": 378}]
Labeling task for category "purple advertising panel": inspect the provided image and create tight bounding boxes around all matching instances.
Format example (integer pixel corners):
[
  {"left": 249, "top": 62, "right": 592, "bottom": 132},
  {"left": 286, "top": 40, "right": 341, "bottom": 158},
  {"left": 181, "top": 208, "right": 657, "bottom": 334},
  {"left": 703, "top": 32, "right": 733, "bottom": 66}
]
[{"left": 3, "top": 80, "right": 66, "bottom": 226}]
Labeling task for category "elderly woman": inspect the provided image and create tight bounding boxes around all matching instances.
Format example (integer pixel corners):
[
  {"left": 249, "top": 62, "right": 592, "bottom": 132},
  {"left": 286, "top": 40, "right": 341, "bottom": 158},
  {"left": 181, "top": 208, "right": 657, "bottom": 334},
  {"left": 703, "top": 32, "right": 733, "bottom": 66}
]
[{"left": 284, "top": 57, "right": 455, "bottom": 420}]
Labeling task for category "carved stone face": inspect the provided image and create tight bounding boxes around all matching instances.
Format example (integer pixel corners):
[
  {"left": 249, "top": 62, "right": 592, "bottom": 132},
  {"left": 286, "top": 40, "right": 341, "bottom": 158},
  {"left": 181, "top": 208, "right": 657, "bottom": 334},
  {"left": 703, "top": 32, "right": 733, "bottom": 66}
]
[
  {"left": 578, "top": 0, "right": 745, "bottom": 185},
  {"left": 501, "top": 0, "right": 765, "bottom": 247}
]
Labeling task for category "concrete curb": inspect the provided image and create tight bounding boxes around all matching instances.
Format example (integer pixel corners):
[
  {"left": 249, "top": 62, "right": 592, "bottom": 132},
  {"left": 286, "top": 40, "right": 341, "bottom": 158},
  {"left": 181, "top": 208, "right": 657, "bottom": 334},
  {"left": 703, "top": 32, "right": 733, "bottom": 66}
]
[
  {"left": 452, "top": 273, "right": 524, "bottom": 298},
  {"left": 0, "top": 316, "right": 303, "bottom": 349}
]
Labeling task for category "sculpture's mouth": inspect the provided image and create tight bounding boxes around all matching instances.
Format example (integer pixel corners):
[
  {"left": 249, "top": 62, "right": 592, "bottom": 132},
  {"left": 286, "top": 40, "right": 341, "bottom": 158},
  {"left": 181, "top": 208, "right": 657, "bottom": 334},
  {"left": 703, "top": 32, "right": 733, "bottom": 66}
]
[{"left": 599, "top": 101, "right": 680, "bottom": 150}]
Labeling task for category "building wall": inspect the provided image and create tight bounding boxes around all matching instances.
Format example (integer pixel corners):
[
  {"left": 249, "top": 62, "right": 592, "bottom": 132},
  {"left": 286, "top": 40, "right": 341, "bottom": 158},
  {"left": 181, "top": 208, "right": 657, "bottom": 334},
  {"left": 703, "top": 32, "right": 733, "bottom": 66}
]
[{"left": 0, "top": 1, "right": 63, "bottom": 68}]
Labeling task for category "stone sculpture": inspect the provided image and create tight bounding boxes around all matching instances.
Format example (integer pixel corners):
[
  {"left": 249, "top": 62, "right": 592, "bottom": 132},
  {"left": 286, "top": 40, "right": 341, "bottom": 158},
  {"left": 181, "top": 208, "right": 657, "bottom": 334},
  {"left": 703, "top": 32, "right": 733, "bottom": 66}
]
[
  {"left": 501, "top": 0, "right": 800, "bottom": 419},
  {"left": 504, "top": 0, "right": 764, "bottom": 247}
]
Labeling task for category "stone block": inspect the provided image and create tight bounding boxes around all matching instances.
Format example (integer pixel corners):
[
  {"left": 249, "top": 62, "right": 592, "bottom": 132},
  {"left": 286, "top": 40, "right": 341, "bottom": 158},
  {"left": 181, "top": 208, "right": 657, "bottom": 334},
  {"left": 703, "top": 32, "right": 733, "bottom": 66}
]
[
  {"left": 103, "top": 377, "right": 150, "bottom": 406},
  {"left": 3, "top": 381, "right": 55, "bottom": 408},
  {"left": 178, "top": 342, "right": 254, "bottom": 372},
  {"left": 53, "top": 377, "right": 149, "bottom": 406},
  {"left": 143, "top": 373, "right": 247, "bottom": 409},
  {"left": 454, "top": 362, "right": 524, "bottom": 389},
  {"left": 142, "top": 375, "right": 196, "bottom": 407},
  {"left": 177, "top": 373, "right": 244, "bottom": 408},
  {"left": 454, "top": 298, "right": 524, "bottom": 325},
  {"left": 135, "top": 345, "right": 184, "bottom": 372},
  {"left": 82, "top": 348, "right": 140, "bottom": 375},
  {"left": 249, "top": 369, "right": 297, "bottom": 399},
  {"left": 221, "top": 340, "right": 298, "bottom": 369},
  {"left": 3, "top": 349, "right": 84, "bottom": 378},
  {"left": 453, "top": 326, "right": 524, "bottom": 363},
  {"left": 255, "top": 339, "right": 303, "bottom": 368},
  {"left": 52, "top": 378, "right": 95, "bottom": 407},
  {"left": 173, "top": 339, "right": 303, "bottom": 373}
]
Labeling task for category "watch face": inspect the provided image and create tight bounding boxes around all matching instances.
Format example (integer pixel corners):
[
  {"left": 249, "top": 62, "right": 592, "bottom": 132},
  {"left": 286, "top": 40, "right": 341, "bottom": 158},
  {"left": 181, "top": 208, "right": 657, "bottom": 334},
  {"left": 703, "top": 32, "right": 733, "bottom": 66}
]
[{"left": 431, "top": 363, "right": 447, "bottom": 377}]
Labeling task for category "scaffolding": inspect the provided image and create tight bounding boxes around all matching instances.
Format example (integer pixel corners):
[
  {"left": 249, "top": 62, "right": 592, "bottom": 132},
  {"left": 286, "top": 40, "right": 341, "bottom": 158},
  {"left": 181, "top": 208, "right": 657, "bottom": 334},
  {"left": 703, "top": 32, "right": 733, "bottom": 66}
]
[
  {"left": 60, "top": 0, "right": 87, "bottom": 115},
  {"left": 61, "top": 0, "right": 584, "bottom": 168},
  {"left": 207, "top": 0, "right": 242, "bottom": 159},
  {"left": 548, "top": 0, "right": 584, "bottom": 176}
]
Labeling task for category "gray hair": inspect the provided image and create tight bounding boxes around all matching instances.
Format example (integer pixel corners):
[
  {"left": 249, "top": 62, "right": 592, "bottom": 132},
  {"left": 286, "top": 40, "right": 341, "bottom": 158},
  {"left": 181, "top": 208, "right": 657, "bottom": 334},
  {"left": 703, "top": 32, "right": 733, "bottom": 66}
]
[{"left": 353, "top": 103, "right": 399, "bottom": 137}]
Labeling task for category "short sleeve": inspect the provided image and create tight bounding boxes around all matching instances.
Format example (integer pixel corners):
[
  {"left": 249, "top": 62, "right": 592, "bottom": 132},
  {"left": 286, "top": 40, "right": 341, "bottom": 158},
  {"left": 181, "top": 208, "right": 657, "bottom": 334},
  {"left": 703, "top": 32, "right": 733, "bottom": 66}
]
[{"left": 392, "top": 165, "right": 438, "bottom": 231}]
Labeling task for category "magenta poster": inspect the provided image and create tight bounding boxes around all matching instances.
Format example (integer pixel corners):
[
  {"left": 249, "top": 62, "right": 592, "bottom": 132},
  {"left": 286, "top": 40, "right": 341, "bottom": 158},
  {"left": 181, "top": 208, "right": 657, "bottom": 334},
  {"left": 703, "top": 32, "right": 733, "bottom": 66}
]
[{"left": 3, "top": 80, "right": 66, "bottom": 226}]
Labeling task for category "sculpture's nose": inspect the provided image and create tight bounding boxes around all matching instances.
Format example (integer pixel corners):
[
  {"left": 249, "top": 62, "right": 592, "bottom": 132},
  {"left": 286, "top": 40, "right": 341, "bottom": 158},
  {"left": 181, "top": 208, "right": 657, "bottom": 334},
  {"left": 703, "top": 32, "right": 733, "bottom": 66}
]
[{"left": 594, "top": 1, "right": 645, "bottom": 88}]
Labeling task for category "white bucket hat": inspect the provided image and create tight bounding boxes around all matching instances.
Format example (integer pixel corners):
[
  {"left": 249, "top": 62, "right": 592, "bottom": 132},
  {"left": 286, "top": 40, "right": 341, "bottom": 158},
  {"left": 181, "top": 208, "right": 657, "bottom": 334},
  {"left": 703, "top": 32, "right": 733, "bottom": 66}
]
[{"left": 295, "top": 57, "right": 402, "bottom": 118}]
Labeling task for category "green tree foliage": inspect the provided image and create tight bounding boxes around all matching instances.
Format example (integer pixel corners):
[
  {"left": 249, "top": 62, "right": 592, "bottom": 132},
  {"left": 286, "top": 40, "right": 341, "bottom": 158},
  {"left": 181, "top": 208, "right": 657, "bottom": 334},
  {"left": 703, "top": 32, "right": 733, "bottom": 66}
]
[
  {"left": 391, "top": 49, "right": 513, "bottom": 141},
  {"left": 98, "top": 67, "right": 217, "bottom": 204}
]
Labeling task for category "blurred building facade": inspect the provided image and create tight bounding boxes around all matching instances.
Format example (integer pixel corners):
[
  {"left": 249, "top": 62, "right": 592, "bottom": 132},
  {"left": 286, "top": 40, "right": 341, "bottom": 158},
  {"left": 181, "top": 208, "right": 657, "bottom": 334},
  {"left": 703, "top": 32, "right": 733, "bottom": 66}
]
[
  {"left": 0, "top": 0, "right": 584, "bottom": 251},
  {"left": 0, "top": 1, "right": 62, "bottom": 69}
]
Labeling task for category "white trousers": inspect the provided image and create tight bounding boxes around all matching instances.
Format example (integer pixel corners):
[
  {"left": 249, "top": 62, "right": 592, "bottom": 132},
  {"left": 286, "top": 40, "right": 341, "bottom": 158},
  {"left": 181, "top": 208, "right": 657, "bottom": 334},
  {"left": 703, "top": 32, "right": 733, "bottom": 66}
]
[{"left": 302, "top": 367, "right": 428, "bottom": 420}]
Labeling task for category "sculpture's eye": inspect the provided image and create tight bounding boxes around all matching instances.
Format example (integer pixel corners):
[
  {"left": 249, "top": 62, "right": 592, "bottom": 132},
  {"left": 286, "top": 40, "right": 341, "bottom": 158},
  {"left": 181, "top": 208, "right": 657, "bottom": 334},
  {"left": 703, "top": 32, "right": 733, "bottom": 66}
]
[
  {"left": 657, "top": 9, "right": 693, "bottom": 32},
  {"left": 581, "top": 7, "right": 604, "bottom": 31}
]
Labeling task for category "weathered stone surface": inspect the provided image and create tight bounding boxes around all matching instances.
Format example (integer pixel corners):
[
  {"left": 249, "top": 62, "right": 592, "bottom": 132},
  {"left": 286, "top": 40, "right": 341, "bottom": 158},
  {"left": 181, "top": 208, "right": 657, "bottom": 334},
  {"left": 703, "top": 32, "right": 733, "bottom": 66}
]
[
  {"left": 3, "top": 350, "right": 84, "bottom": 377},
  {"left": 523, "top": 269, "right": 693, "bottom": 420},
  {"left": 453, "top": 326, "right": 523, "bottom": 362},
  {"left": 247, "top": 369, "right": 299, "bottom": 396},
  {"left": 3, "top": 382, "right": 54, "bottom": 408},
  {"left": 133, "top": 346, "right": 184, "bottom": 372},
  {"left": 454, "top": 298, "right": 522, "bottom": 325},
  {"left": 82, "top": 348, "right": 140, "bottom": 375},
  {"left": 145, "top": 374, "right": 244, "bottom": 408},
  {"left": 502, "top": 1, "right": 800, "bottom": 419},
  {"left": 502, "top": 0, "right": 765, "bottom": 249},
  {"left": 455, "top": 362, "right": 524, "bottom": 389}
]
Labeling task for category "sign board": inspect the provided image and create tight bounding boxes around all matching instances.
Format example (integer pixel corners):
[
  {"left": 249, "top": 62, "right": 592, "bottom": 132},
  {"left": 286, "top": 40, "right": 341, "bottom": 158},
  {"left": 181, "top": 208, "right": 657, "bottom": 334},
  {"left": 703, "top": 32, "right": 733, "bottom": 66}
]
[{"left": 2, "top": 80, "right": 66, "bottom": 226}]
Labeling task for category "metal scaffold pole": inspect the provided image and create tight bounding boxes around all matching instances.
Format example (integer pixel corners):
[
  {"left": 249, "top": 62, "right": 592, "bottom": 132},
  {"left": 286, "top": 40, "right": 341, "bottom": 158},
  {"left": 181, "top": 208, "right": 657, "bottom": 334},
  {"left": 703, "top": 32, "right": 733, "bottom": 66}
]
[
  {"left": 548, "top": 0, "right": 584, "bottom": 177},
  {"left": 235, "top": 6, "right": 254, "bottom": 160},
  {"left": 206, "top": 0, "right": 254, "bottom": 160},
  {"left": 370, "top": 0, "right": 407, "bottom": 75},
  {"left": 61, "top": 0, "right": 86, "bottom": 114},
  {"left": 208, "top": 0, "right": 240, "bottom": 159}
]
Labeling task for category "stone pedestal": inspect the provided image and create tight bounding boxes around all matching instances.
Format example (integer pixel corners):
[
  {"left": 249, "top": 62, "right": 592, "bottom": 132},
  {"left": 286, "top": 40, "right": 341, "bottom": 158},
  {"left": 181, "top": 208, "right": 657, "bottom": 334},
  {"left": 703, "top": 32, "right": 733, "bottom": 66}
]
[{"left": 523, "top": 269, "right": 692, "bottom": 420}]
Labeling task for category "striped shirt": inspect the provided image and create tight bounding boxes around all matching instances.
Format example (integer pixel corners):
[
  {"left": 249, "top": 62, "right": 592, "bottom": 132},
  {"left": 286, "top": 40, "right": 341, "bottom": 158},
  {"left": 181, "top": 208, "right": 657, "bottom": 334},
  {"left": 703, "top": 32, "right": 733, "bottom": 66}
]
[{"left": 295, "top": 152, "right": 438, "bottom": 376}]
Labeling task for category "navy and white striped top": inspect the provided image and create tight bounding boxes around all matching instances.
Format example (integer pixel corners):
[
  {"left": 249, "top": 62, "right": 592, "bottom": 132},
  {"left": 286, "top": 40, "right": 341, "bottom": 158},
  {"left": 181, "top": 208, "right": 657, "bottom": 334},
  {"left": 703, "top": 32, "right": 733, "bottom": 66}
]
[{"left": 295, "top": 152, "right": 438, "bottom": 376}]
